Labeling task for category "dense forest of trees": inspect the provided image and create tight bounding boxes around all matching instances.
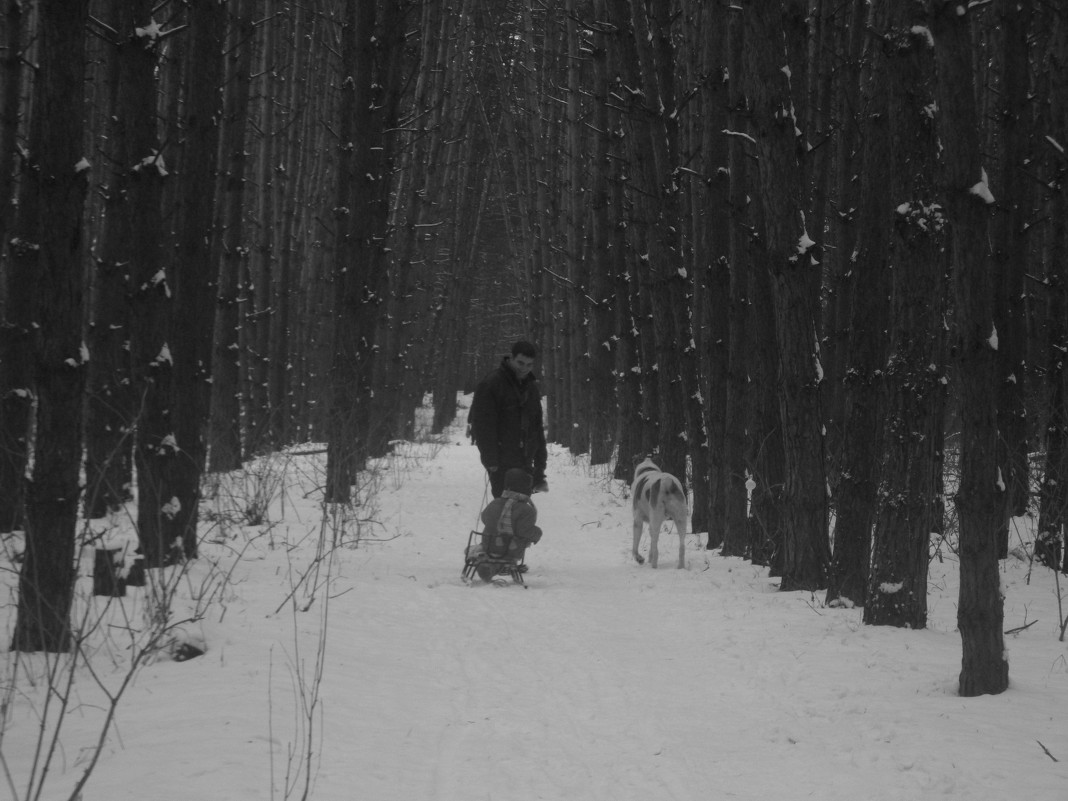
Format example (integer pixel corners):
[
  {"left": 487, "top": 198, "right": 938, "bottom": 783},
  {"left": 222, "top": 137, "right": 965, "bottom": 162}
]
[{"left": 1, "top": 0, "right": 1066, "bottom": 697}]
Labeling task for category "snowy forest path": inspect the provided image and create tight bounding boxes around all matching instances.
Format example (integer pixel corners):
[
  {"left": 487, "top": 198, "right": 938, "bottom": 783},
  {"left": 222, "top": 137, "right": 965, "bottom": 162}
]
[
  {"left": 317, "top": 411, "right": 1068, "bottom": 801},
  {"left": 329, "top": 419, "right": 788, "bottom": 799}
]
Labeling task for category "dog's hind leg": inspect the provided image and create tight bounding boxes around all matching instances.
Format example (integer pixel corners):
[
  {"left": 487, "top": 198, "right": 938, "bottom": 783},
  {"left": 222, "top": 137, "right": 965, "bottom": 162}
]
[
  {"left": 632, "top": 517, "right": 645, "bottom": 565},
  {"left": 647, "top": 511, "right": 663, "bottom": 569},
  {"left": 675, "top": 518, "right": 687, "bottom": 569}
]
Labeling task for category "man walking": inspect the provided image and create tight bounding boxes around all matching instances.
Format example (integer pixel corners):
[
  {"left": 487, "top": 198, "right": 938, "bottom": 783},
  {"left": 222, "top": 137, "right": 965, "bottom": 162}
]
[{"left": 470, "top": 340, "right": 548, "bottom": 498}]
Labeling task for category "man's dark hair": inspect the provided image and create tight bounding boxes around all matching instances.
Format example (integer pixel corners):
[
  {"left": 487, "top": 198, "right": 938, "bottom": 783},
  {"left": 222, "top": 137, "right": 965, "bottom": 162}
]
[{"left": 511, "top": 340, "right": 537, "bottom": 359}]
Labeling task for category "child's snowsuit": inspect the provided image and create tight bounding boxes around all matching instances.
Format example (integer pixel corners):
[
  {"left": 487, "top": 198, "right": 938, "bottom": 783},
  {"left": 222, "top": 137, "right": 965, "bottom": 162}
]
[{"left": 478, "top": 469, "right": 542, "bottom": 575}]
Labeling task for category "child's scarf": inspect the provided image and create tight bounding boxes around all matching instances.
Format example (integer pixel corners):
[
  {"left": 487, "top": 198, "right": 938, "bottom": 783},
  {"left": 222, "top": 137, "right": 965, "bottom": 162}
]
[{"left": 498, "top": 489, "right": 527, "bottom": 540}]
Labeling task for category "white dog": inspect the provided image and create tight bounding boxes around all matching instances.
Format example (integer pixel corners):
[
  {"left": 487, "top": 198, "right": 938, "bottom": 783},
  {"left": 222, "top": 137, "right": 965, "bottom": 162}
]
[{"left": 631, "top": 457, "right": 689, "bottom": 569}]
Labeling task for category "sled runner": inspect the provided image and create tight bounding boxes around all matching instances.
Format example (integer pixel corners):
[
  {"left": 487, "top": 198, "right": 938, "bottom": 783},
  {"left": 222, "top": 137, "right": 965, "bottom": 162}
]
[{"left": 462, "top": 529, "right": 527, "bottom": 587}]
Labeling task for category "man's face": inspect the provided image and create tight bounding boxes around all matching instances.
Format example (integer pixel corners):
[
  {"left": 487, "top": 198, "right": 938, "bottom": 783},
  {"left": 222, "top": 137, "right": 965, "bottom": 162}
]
[{"left": 510, "top": 353, "right": 534, "bottom": 380}]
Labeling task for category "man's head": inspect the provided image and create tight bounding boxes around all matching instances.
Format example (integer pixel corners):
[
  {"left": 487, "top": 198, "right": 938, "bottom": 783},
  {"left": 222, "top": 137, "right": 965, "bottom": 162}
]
[{"left": 509, "top": 340, "right": 537, "bottom": 380}]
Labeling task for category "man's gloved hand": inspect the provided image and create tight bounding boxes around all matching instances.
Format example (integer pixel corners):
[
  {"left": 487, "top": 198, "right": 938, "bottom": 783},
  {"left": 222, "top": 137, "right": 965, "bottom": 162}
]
[{"left": 533, "top": 479, "right": 548, "bottom": 493}]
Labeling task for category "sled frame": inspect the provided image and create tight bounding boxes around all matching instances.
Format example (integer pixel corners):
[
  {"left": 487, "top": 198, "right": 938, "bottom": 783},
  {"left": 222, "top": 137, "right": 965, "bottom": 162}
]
[{"left": 462, "top": 530, "right": 526, "bottom": 586}]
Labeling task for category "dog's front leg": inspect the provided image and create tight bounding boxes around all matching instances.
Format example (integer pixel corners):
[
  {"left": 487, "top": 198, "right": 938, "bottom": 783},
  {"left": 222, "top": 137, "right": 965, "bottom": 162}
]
[{"left": 632, "top": 518, "right": 645, "bottom": 565}]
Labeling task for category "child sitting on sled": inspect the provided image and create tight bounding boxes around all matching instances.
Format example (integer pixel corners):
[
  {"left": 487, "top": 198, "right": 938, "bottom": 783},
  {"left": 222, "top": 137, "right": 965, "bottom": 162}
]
[{"left": 474, "top": 468, "right": 542, "bottom": 580}]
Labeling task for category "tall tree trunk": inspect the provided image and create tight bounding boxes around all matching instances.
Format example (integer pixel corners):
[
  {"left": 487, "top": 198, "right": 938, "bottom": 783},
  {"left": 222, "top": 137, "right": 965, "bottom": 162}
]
[
  {"left": 0, "top": 0, "right": 21, "bottom": 251},
  {"left": 128, "top": 32, "right": 174, "bottom": 569},
  {"left": 613, "top": 268, "right": 644, "bottom": 479},
  {"left": 11, "top": 0, "right": 89, "bottom": 652},
  {"left": 992, "top": 0, "right": 1033, "bottom": 552},
  {"left": 613, "top": 0, "right": 690, "bottom": 486},
  {"left": 354, "top": 0, "right": 406, "bottom": 458},
  {"left": 747, "top": 229, "right": 785, "bottom": 574},
  {"left": 822, "top": 0, "right": 868, "bottom": 478},
  {"left": 865, "top": 5, "right": 947, "bottom": 629},
  {"left": 587, "top": 0, "right": 618, "bottom": 467},
  {"left": 721, "top": 7, "right": 753, "bottom": 559},
  {"left": 1038, "top": 5, "right": 1068, "bottom": 572},
  {"left": 168, "top": 2, "right": 225, "bottom": 560},
  {"left": 84, "top": 0, "right": 160, "bottom": 519},
  {"left": 688, "top": 0, "right": 730, "bottom": 548},
  {"left": 603, "top": 0, "right": 643, "bottom": 479},
  {"left": 326, "top": 0, "right": 400, "bottom": 496},
  {"left": 244, "top": 5, "right": 278, "bottom": 457},
  {"left": 929, "top": 0, "right": 1009, "bottom": 696},
  {"left": 635, "top": 250, "right": 661, "bottom": 458},
  {"left": 326, "top": 0, "right": 369, "bottom": 502},
  {"left": 827, "top": 2, "right": 890, "bottom": 608},
  {"left": 399, "top": 0, "right": 455, "bottom": 433},
  {"left": 741, "top": 0, "right": 830, "bottom": 591},
  {"left": 0, "top": 266, "right": 32, "bottom": 536},
  {"left": 209, "top": 0, "right": 255, "bottom": 473},
  {"left": 0, "top": 0, "right": 30, "bottom": 534},
  {"left": 267, "top": 8, "right": 298, "bottom": 450},
  {"left": 565, "top": 0, "right": 590, "bottom": 457}
]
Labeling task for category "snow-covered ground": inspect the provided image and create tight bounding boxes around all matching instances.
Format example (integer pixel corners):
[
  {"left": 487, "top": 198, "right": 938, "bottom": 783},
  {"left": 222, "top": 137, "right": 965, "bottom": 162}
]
[{"left": 2, "top": 397, "right": 1067, "bottom": 801}]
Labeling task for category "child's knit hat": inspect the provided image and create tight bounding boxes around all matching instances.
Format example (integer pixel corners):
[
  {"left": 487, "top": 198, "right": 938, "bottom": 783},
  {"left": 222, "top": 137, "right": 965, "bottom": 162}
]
[{"left": 504, "top": 468, "right": 533, "bottom": 495}]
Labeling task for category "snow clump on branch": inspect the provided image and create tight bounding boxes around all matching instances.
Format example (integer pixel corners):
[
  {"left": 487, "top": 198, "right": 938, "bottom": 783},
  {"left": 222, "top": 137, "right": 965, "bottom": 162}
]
[
  {"left": 135, "top": 19, "right": 164, "bottom": 41},
  {"left": 894, "top": 201, "right": 945, "bottom": 233},
  {"left": 968, "top": 167, "right": 995, "bottom": 204}
]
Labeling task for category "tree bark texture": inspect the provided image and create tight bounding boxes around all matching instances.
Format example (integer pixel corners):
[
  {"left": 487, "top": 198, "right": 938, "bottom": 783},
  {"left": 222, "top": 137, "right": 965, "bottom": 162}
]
[
  {"left": 167, "top": 0, "right": 226, "bottom": 559},
  {"left": 827, "top": 1, "right": 891, "bottom": 609},
  {"left": 821, "top": 0, "right": 868, "bottom": 472},
  {"left": 992, "top": 0, "right": 1033, "bottom": 547},
  {"left": 327, "top": 0, "right": 375, "bottom": 502},
  {"left": 612, "top": 0, "right": 691, "bottom": 487},
  {"left": 1043, "top": 7, "right": 1068, "bottom": 573},
  {"left": 127, "top": 26, "right": 173, "bottom": 568},
  {"left": 587, "top": 0, "right": 619, "bottom": 467},
  {"left": 929, "top": 0, "right": 1009, "bottom": 696},
  {"left": 741, "top": 0, "right": 830, "bottom": 591},
  {"left": 208, "top": 0, "right": 255, "bottom": 474},
  {"left": 0, "top": 0, "right": 30, "bottom": 534},
  {"left": 0, "top": 0, "right": 22, "bottom": 264},
  {"left": 11, "top": 0, "right": 90, "bottom": 652},
  {"left": 85, "top": 0, "right": 163, "bottom": 519},
  {"left": 721, "top": 7, "right": 753, "bottom": 559},
  {"left": 866, "top": 7, "right": 947, "bottom": 629}
]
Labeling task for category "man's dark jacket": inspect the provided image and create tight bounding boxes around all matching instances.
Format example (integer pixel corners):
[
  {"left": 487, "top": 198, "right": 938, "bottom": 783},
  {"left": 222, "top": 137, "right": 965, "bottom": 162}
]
[{"left": 470, "top": 357, "right": 547, "bottom": 483}]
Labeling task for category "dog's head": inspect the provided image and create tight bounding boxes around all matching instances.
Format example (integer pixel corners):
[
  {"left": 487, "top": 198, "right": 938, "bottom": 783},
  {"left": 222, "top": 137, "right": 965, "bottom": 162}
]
[
  {"left": 632, "top": 451, "right": 660, "bottom": 468},
  {"left": 633, "top": 456, "right": 660, "bottom": 476}
]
